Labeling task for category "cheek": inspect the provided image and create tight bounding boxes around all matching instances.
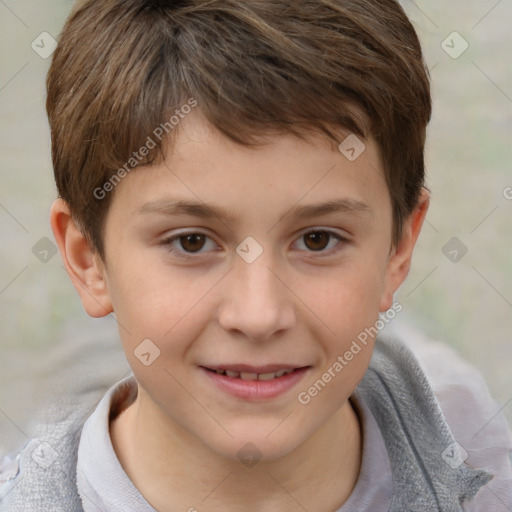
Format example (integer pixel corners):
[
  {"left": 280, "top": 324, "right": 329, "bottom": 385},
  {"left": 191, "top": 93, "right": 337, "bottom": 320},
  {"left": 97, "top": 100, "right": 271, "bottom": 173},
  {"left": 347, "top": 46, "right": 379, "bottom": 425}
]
[
  {"left": 107, "top": 257, "right": 220, "bottom": 360},
  {"left": 293, "top": 263, "right": 383, "bottom": 420},
  {"left": 299, "top": 257, "right": 386, "bottom": 340},
  {"left": 109, "top": 253, "right": 177, "bottom": 327}
]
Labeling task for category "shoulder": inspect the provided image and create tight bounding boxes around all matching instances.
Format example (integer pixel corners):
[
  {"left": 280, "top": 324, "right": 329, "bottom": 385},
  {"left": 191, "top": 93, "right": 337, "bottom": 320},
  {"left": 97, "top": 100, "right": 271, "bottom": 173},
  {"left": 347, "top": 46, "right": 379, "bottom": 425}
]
[
  {"left": 0, "top": 390, "right": 104, "bottom": 512},
  {"left": 0, "top": 376, "right": 136, "bottom": 512},
  {"left": 0, "top": 432, "right": 84, "bottom": 511},
  {"left": 392, "top": 323, "right": 512, "bottom": 511}
]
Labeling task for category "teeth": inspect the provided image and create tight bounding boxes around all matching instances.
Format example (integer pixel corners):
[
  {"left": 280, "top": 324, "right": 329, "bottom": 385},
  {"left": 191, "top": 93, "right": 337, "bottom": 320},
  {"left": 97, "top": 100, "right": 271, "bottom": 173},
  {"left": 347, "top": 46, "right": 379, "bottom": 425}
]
[
  {"left": 258, "top": 372, "right": 277, "bottom": 381},
  {"left": 240, "top": 372, "right": 258, "bottom": 381},
  {"left": 214, "top": 368, "right": 297, "bottom": 380}
]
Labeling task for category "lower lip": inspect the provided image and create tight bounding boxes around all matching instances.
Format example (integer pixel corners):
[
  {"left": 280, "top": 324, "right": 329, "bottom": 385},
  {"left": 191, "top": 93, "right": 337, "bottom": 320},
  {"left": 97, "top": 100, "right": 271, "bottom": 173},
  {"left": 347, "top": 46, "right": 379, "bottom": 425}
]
[{"left": 201, "top": 367, "right": 309, "bottom": 401}]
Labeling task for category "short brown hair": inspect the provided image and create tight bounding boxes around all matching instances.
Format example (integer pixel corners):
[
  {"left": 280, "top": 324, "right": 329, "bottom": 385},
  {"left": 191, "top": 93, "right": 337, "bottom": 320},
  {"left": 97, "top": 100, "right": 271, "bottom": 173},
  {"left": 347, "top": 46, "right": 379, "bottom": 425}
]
[{"left": 47, "top": 0, "right": 431, "bottom": 259}]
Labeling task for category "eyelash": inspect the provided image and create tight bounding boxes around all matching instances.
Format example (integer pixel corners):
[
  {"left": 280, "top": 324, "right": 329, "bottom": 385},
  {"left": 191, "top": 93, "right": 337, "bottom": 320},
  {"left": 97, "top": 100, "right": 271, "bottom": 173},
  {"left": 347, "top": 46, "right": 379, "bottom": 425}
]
[{"left": 160, "top": 229, "right": 348, "bottom": 259}]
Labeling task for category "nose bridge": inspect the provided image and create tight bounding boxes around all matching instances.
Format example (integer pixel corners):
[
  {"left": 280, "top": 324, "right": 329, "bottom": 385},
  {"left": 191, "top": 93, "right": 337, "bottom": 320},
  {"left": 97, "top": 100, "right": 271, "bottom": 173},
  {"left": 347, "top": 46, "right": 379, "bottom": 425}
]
[{"left": 218, "top": 250, "right": 295, "bottom": 341}]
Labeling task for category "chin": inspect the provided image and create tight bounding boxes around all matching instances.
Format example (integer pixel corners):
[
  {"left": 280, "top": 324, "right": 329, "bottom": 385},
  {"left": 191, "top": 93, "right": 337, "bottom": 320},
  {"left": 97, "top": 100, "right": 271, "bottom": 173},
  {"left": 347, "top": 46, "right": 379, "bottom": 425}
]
[{"left": 199, "top": 420, "right": 308, "bottom": 465}]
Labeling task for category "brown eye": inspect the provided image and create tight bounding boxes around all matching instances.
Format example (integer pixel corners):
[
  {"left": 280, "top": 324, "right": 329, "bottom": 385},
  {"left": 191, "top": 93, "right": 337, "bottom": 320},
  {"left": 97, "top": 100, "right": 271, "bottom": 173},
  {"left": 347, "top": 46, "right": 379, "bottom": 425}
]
[
  {"left": 303, "top": 231, "right": 331, "bottom": 251},
  {"left": 161, "top": 232, "right": 215, "bottom": 257},
  {"left": 293, "top": 229, "right": 346, "bottom": 255},
  {"left": 179, "top": 233, "right": 206, "bottom": 252}
]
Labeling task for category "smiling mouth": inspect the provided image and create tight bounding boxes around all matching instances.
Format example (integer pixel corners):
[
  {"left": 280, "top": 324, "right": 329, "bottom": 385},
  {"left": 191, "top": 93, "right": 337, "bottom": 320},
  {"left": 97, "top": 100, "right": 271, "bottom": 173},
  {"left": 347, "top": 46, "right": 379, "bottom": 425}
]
[
  {"left": 201, "top": 365, "right": 311, "bottom": 400},
  {"left": 201, "top": 366, "right": 309, "bottom": 381}
]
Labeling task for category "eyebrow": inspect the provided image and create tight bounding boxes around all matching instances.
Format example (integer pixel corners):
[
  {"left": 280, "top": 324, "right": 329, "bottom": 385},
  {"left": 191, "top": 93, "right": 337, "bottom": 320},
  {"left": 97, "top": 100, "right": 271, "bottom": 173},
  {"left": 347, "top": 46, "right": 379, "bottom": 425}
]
[{"left": 138, "top": 197, "right": 372, "bottom": 223}]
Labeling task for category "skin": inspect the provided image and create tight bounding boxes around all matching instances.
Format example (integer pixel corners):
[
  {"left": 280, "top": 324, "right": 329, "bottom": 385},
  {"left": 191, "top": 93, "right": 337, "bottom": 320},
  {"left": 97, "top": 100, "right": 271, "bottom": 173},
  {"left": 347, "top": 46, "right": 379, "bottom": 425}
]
[{"left": 50, "top": 111, "right": 429, "bottom": 512}]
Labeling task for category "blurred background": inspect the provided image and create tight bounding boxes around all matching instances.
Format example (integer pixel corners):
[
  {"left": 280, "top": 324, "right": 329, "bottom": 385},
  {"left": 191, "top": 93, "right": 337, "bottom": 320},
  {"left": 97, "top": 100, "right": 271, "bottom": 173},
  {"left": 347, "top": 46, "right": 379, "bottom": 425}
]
[{"left": 0, "top": 0, "right": 511, "bottom": 457}]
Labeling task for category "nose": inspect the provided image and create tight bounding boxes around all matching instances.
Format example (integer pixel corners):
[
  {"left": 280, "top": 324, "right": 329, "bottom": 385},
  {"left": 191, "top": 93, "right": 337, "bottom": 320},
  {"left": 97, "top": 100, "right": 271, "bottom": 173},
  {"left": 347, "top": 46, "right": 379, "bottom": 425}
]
[{"left": 218, "top": 254, "right": 296, "bottom": 342}]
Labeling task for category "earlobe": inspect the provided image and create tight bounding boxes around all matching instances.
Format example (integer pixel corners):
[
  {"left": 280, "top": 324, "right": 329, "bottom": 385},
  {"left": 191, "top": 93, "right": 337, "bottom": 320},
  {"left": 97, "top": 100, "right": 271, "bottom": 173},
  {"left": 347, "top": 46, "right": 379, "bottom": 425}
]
[
  {"left": 379, "top": 188, "right": 430, "bottom": 312},
  {"left": 50, "top": 198, "right": 113, "bottom": 318}
]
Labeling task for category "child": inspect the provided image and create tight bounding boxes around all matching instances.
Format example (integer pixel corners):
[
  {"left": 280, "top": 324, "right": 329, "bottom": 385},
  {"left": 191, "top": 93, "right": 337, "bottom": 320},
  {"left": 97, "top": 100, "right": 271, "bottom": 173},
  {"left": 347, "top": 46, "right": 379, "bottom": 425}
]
[{"left": 1, "top": 0, "right": 511, "bottom": 510}]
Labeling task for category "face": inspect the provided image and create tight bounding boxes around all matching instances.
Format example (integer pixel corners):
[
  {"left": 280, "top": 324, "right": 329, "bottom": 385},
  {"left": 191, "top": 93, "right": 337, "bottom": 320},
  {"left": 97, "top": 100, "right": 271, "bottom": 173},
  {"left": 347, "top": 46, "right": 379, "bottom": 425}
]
[{"left": 87, "top": 113, "right": 413, "bottom": 461}]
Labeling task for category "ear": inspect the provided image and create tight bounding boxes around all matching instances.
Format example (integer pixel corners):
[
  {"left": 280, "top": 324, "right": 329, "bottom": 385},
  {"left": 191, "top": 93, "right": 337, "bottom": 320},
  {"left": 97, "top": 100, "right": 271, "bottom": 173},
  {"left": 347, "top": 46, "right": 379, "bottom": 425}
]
[
  {"left": 50, "top": 198, "right": 113, "bottom": 318},
  {"left": 379, "top": 188, "right": 430, "bottom": 312}
]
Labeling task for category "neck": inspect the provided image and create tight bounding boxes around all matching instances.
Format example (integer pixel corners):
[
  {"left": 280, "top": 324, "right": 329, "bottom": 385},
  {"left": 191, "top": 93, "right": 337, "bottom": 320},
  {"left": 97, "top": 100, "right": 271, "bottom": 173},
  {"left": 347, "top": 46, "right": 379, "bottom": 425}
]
[{"left": 110, "top": 388, "right": 362, "bottom": 512}]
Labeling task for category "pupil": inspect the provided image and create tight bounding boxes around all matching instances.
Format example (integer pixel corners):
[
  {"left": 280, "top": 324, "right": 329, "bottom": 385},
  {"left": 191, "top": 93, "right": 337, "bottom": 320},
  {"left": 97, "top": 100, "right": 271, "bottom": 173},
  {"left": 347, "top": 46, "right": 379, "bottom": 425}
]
[
  {"left": 305, "top": 232, "right": 329, "bottom": 251},
  {"left": 181, "top": 234, "right": 205, "bottom": 252}
]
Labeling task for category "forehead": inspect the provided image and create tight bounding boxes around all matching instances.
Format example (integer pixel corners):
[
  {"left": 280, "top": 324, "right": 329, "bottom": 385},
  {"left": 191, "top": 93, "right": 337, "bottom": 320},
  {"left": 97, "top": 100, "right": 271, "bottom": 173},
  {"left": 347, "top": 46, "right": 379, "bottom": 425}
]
[{"left": 109, "top": 113, "right": 390, "bottom": 226}]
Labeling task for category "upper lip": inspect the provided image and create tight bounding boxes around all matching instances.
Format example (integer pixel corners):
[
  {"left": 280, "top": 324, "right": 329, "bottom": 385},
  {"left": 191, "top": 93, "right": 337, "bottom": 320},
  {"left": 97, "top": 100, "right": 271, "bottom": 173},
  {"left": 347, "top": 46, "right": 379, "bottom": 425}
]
[{"left": 202, "top": 364, "right": 309, "bottom": 373}]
